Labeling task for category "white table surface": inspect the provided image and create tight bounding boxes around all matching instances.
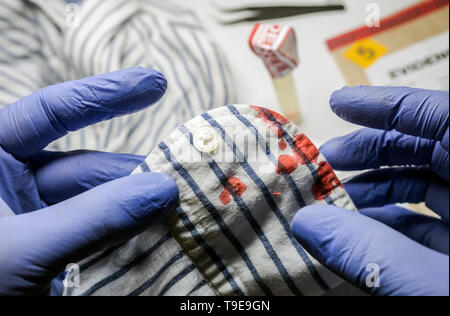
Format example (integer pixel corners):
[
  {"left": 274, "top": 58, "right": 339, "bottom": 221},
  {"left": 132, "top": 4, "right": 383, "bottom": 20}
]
[{"left": 174, "top": 0, "right": 422, "bottom": 145}]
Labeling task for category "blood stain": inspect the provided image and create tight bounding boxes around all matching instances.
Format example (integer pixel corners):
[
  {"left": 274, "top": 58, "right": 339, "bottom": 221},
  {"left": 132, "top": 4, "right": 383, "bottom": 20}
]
[
  {"left": 312, "top": 161, "right": 343, "bottom": 200},
  {"left": 292, "top": 134, "right": 319, "bottom": 164},
  {"left": 251, "top": 106, "right": 289, "bottom": 138},
  {"left": 279, "top": 139, "right": 287, "bottom": 150},
  {"left": 219, "top": 190, "right": 231, "bottom": 205},
  {"left": 276, "top": 155, "right": 299, "bottom": 175},
  {"left": 220, "top": 177, "right": 248, "bottom": 205}
]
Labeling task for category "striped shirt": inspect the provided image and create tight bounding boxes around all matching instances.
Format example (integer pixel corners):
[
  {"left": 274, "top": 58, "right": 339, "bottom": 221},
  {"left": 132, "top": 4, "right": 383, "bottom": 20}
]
[
  {"left": 67, "top": 105, "right": 356, "bottom": 296},
  {"left": 1, "top": 0, "right": 356, "bottom": 296},
  {"left": 1, "top": 0, "right": 233, "bottom": 296},
  {"left": 0, "top": 0, "right": 233, "bottom": 155}
]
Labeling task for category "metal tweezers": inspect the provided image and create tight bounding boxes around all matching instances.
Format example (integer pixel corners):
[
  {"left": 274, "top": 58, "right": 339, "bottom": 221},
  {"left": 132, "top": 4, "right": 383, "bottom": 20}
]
[{"left": 216, "top": 4, "right": 345, "bottom": 25}]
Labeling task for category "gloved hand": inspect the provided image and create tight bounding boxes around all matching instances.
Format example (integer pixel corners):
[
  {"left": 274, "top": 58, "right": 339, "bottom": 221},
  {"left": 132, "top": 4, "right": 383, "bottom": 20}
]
[
  {"left": 0, "top": 68, "right": 179, "bottom": 296},
  {"left": 292, "top": 86, "right": 449, "bottom": 296}
]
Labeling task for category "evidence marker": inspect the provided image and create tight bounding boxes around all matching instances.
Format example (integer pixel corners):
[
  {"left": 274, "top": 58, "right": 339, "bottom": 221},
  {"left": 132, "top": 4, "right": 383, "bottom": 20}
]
[{"left": 249, "top": 23, "right": 301, "bottom": 124}]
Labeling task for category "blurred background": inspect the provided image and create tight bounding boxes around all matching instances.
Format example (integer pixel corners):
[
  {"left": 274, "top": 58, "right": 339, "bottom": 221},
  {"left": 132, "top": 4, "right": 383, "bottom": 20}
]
[{"left": 178, "top": 0, "right": 449, "bottom": 145}]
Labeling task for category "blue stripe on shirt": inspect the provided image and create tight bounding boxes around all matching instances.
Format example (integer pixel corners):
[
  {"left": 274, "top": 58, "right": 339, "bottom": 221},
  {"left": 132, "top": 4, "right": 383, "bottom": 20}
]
[
  {"left": 187, "top": 280, "right": 208, "bottom": 296},
  {"left": 253, "top": 107, "right": 335, "bottom": 206},
  {"left": 139, "top": 160, "right": 244, "bottom": 296},
  {"left": 127, "top": 250, "right": 185, "bottom": 296},
  {"left": 80, "top": 233, "right": 172, "bottom": 296},
  {"left": 227, "top": 105, "right": 330, "bottom": 291},
  {"left": 159, "top": 141, "right": 273, "bottom": 296},
  {"left": 158, "top": 264, "right": 196, "bottom": 296},
  {"left": 179, "top": 124, "right": 304, "bottom": 296}
]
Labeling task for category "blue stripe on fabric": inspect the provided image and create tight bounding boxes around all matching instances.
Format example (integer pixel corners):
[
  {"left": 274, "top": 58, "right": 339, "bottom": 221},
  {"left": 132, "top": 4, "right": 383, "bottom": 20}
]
[
  {"left": 0, "top": 68, "right": 36, "bottom": 93},
  {"left": 80, "top": 129, "right": 86, "bottom": 149},
  {"left": 227, "top": 105, "right": 330, "bottom": 291},
  {"left": 191, "top": 31, "right": 214, "bottom": 110},
  {"left": 143, "top": 0, "right": 193, "bottom": 17},
  {"left": 80, "top": 233, "right": 172, "bottom": 296},
  {"left": 79, "top": 243, "right": 125, "bottom": 273},
  {"left": 140, "top": 161, "right": 151, "bottom": 173},
  {"left": 175, "top": 205, "right": 245, "bottom": 296},
  {"left": 140, "top": 159, "right": 245, "bottom": 296},
  {"left": 227, "top": 106, "right": 306, "bottom": 208},
  {"left": 0, "top": 86, "right": 24, "bottom": 100},
  {"left": 141, "top": 14, "right": 195, "bottom": 117},
  {"left": 105, "top": 32, "right": 117, "bottom": 73},
  {"left": 76, "top": 1, "right": 127, "bottom": 76},
  {"left": 127, "top": 18, "right": 172, "bottom": 154},
  {"left": 0, "top": 32, "right": 41, "bottom": 59},
  {"left": 120, "top": 43, "right": 137, "bottom": 63},
  {"left": 167, "top": 21, "right": 206, "bottom": 110},
  {"left": 0, "top": 1, "right": 37, "bottom": 28},
  {"left": 131, "top": 54, "right": 146, "bottom": 68},
  {"left": 127, "top": 250, "right": 185, "bottom": 296},
  {"left": 170, "top": 22, "right": 204, "bottom": 31},
  {"left": 146, "top": 15, "right": 195, "bottom": 117},
  {"left": 150, "top": 100, "right": 176, "bottom": 152},
  {"left": 159, "top": 141, "right": 273, "bottom": 296},
  {"left": 88, "top": 17, "right": 132, "bottom": 74},
  {"left": 30, "top": 10, "right": 64, "bottom": 83},
  {"left": 66, "top": 0, "right": 106, "bottom": 77},
  {"left": 158, "top": 264, "right": 196, "bottom": 296},
  {"left": 9, "top": 65, "right": 41, "bottom": 88},
  {"left": 179, "top": 125, "right": 304, "bottom": 296},
  {"left": 103, "top": 119, "right": 115, "bottom": 149},
  {"left": 0, "top": 16, "right": 40, "bottom": 42},
  {"left": 211, "top": 43, "right": 230, "bottom": 106},
  {"left": 254, "top": 107, "right": 335, "bottom": 206},
  {"left": 187, "top": 280, "right": 207, "bottom": 296}
]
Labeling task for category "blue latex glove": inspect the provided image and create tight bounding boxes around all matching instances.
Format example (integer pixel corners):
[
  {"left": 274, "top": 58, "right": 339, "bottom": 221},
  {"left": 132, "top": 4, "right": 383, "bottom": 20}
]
[
  {"left": 292, "top": 86, "right": 449, "bottom": 296},
  {"left": 0, "top": 68, "right": 179, "bottom": 296}
]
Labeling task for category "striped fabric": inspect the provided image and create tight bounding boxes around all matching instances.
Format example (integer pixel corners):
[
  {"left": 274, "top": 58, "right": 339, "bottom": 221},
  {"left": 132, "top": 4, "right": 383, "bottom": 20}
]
[
  {"left": 1, "top": 0, "right": 232, "bottom": 296},
  {"left": 0, "top": 0, "right": 233, "bottom": 155},
  {"left": 1, "top": 0, "right": 357, "bottom": 296},
  {"left": 67, "top": 222, "right": 215, "bottom": 296},
  {"left": 69, "top": 105, "right": 357, "bottom": 296}
]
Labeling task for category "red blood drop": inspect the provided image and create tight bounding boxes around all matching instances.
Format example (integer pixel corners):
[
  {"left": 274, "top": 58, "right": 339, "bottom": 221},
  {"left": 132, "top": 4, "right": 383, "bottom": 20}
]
[
  {"left": 220, "top": 177, "right": 248, "bottom": 205},
  {"left": 279, "top": 139, "right": 287, "bottom": 150},
  {"left": 276, "top": 155, "right": 299, "bottom": 175},
  {"left": 292, "top": 134, "right": 319, "bottom": 164},
  {"left": 219, "top": 190, "right": 231, "bottom": 205},
  {"left": 251, "top": 106, "right": 289, "bottom": 138},
  {"left": 312, "top": 161, "right": 344, "bottom": 200}
]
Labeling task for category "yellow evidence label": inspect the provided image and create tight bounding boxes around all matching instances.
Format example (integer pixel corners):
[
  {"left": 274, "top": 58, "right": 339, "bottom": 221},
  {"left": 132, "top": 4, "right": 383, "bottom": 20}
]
[{"left": 344, "top": 38, "right": 388, "bottom": 68}]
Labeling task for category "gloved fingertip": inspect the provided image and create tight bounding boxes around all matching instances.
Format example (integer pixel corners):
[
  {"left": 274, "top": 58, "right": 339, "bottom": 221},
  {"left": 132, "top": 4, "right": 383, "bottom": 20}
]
[
  {"left": 136, "top": 66, "right": 168, "bottom": 95},
  {"left": 50, "top": 278, "right": 64, "bottom": 296},
  {"left": 7, "top": 172, "right": 180, "bottom": 273},
  {"left": 34, "top": 151, "right": 148, "bottom": 205},
  {"left": 291, "top": 205, "right": 330, "bottom": 240},
  {"left": 319, "top": 137, "right": 343, "bottom": 167},
  {"left": 123, "top": 172, "right": 179, "bottom": 223},
  {"left": 359, "top": 205, "right": 410, "bottom": 223},
  {"left": 329, "top": 86, "right": 357, "bottom": 112},
  {"left": 152, "top": 69, "right": 168, "bottom": 94},
  {"left": 122, "top": 67, "right": 168, "bottom": 107}
]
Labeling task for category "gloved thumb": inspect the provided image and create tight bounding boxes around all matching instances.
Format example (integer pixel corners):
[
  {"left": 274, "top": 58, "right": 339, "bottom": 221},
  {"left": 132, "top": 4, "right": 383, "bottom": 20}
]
[
  {"left": 0, "top": 172, "right": 179, "bottom": 295},
  {"left": 291, "top": 205, "right": 449, "bottom": 296}
]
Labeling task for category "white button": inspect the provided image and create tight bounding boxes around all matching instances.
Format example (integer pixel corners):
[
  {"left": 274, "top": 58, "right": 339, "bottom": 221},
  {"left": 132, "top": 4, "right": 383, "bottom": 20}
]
[{"left": 193, "top": 126, "right": 220, "bottom": 153}]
